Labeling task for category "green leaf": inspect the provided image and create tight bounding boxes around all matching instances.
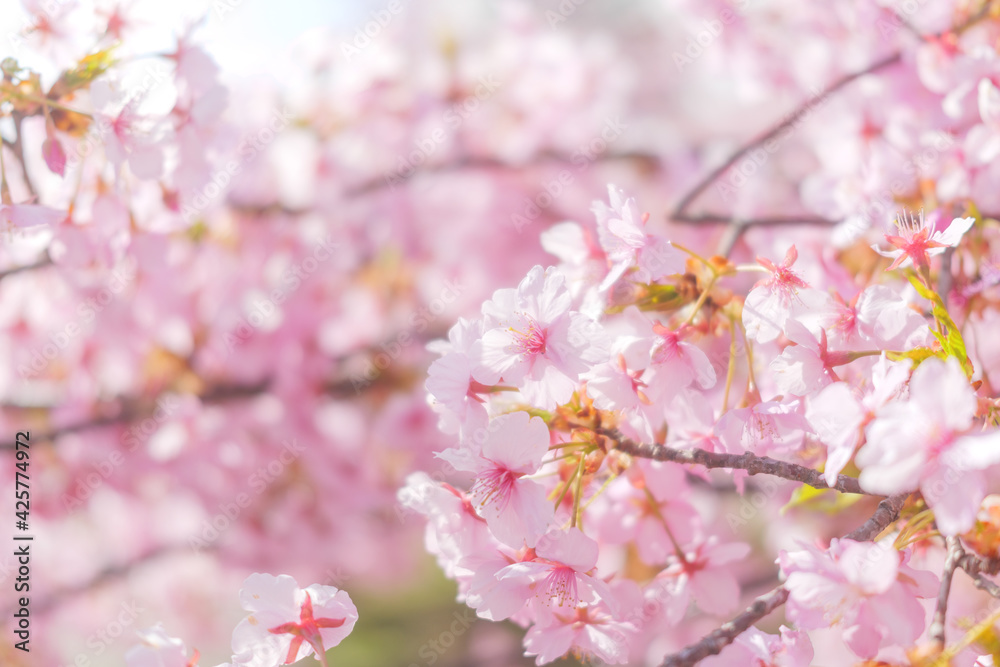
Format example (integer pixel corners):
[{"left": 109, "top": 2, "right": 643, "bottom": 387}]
[
  {"left": 636, "top": 283, "right": 689, "bottom": 312},
  {"left": 907, "top": 275, "right": 974, "bottom": 377},
  {"left": 887, "top": 346, "right": 944, "bottom": 370},
  {"left": 48, "top": 47, "right": 118, "bottom": 99},
  {"left": 781, "top": 485, "right": 864, "bottom": 516}
]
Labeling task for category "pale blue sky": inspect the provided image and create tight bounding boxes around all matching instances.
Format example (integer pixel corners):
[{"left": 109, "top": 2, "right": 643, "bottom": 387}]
[{"left": 1, "top": 0, "right": 378, "bottom": 81}]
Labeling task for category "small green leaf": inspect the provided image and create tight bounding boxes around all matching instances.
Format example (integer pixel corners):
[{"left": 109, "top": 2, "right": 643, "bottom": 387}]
[{"left": 781, "top": 485, "right": 864, "bottom": 516}]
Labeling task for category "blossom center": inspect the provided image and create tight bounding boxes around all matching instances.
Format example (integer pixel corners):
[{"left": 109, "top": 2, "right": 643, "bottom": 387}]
[
  {"left": 268, "top": 592, "right": 346, "bottom": 666},
  {"left": 510, "top": 319, "right": 548, "bottom": 357},
  {"left": 539, "top": 565, "right": 580, "bottom": 608},
  {"left": 473, "top": 466, "right": 520, "bottom": 514}
]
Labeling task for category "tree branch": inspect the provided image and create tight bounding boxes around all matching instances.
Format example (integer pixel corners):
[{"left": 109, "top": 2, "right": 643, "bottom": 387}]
[
  {"left": 11, "top": 113, "right": 38, "bottom": 201},
  {"left": 606, "top": 428, "right": 870, "bottom": 495},
  {"left": 844, "top": 492, "right": 909, "bottom": 541},
  {"left": 660, "top": 585, "right": 790, "bottom": 667},
  {"left": 0, "top": 250, "right": 52, "bottom": 282},
  {"left": 930, "top": 536, "right": 963, "bottom": 650},
  {"left": 230, "top": 150, "right": 663, "bottom": 215},
  {"left": 968, "top": 572, "right": 1000, "bottom": 599}
]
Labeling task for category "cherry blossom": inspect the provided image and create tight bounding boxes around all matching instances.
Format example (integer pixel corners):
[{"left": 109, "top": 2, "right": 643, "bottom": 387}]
[
  {"left": 742, "top": 246, "right": 826, "bottom": 344},
  {"left": 486, "top": 528, "right": 615, "bottom": 623},
  {"left": 856, "top": 357, "right": 1000, "bottom": 535},
  {"left": 438, "top": 411, "right": 555, "bottom": 548},
  {"left": 473, "top": 265, "right": 607, "bottom": 409},
  {"left": 780, "top": 539, "right": 937, "bottom": 659},
  {"left": 591, "top": 184, "right": 685, "bottom": 290},
  {"left": 230, "top": 573, "right": 357, "bottom": 667},
  {"left": 870, "top": 210, "right": 975, "bottom": 271}
]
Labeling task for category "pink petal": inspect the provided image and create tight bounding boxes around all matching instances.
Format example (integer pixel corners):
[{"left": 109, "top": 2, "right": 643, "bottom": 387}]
[{"left": 42, "top": 137, "right": 67, "bottom": 176}]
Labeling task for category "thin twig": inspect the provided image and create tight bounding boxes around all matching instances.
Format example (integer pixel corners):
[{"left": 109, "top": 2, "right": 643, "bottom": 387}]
[
  {"left": 969, "top": 572, "right": 1000, "bottom": 599},
  {"left": 606, "top": 428, "right": 870, "bottom": 495},
  {"left": 930, "top": 536, "right": 963, "bottom": 649},
  {"left": 11, "top": 113, "right": 38, "bottom": 201},
  {"left": 672, "top": 213, "right": 838, "bottom": 227},
  {"left": 669, "top": 53, "right": 902, "bottom": 223},
  {"left": 660, "top": 586, "right": 790, "bottom": 667},
  {"left": 0, "top": 250, "right": 52, "bottom": 282},
  {"left": 844, "top": 492, "right": 908, "bottom": 541}
]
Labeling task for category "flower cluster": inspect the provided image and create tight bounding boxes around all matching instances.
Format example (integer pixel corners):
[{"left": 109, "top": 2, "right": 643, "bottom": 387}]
[{"left": 409, "top": 181, "right": 1000, "bottom": 665}]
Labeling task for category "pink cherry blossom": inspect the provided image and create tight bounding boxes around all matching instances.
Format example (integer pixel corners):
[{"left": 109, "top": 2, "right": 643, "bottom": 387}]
[
  {"left": 699, "top": 626, "right": 813, "bottom": 667},
  {"left": 870, "top": 210, "right": 975, "bottom": 271},
  {"left": 642, "top": 322, "right": 717, "bottom": 406},
  {"left": 473, "top": 265, "right": 607, "bottom": 409},
  {"left": 488, "top": 528, "right": 615, "bottom": 623},
  {"left": 780, "top": 539, "right": 937, "bottom": 658},
  {"left": 591, "top": 184, "right": 685, "bottom": 290},
  {"left": 857, "top": 357, "right": 1000, "bottom": 534},
  {"left": 743, "top": 246, "right": 826, "bottom": 344},
  {"left": 522, "top": 579, "right": 640, "bottom": 665},
  {"left": 649, "top": 537, "right": 751, "bottom": 618},
  {"left": 439, "top": 411, "right": 555, "bottom": 548},
  {"left": 230, "top": 573, "right": 357, "bottom": 667},
  {"left": 715, "top": 398, "right": 809, "bottom": 457},
  {"left": 807, "top": 355, "right": 910, "bottom": 486}
]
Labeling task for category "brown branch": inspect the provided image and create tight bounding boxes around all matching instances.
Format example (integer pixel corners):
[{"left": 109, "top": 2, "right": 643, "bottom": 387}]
[
  {"left": 955, "top": 549, "right": 1000, "bottom": 597},
  {"left": 930, "top": 536, "right": 963, "bottom": 649},
  {"left": 672, "top": 213, "right": 838, "bottom": 226},
  {"left": 956, "top": 551, "right": 1000, "bottom": 578},
  {"left": 969, "top": 572, "right": 1000, "bottom": 599},
  {"left": 660, "top": 585, "right": 790, "bottom": 667},
  {"left": 607, "top": 429, "right": 870, "bottom": 495},
  {"left": 5, "top": 378, "right": 272, "bottom": 449},
  {"left": 0, "top": 250, "right": 52, "bottom": 281},
  {"left": 231, "top": 151, "right": 663, "bottom": 216},
  {"left": 844, "top": 492, "right": 909, "bottom": 541},
  {"left": 11, "top": 113, "right": 38, "bottom": 201}
]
